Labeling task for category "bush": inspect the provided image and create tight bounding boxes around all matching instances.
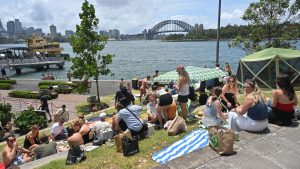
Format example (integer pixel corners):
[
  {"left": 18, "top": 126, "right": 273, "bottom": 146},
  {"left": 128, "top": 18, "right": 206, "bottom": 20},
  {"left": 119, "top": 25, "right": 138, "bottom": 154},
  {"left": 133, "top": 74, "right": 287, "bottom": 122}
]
[
  {"left": 8, "top": 91, "right": 52, "bottom": 100},
  {"left": 0, "top": 79, "right": 17, "bottom": 84},
  {"left": 14, "top": 109, "right": 47, "bottom": 132},
  {"left": 0, "top": 103, "right": 14, "bottom": 125},
  {"left": 38, "top": 81, "right": 78, "bottom": 94},
  {"left": 76, "top": 102, "right": 109, "bottom": 114},
  {"left": 38, "top": 81, "right": 78, "bottom": 87},
  {"left": 0, "top": 83, "right": 12, "bottom": 90},
  {"left": 55, "top": 88, "right": 72, "bottom": 94}
]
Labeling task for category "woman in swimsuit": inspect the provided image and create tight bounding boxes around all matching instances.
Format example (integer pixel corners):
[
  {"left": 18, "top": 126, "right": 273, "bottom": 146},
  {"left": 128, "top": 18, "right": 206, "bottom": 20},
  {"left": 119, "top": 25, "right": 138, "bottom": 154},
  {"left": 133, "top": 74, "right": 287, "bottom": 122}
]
[
  {"left": 221, "top": 75, "right": 239, "bottom": 112},
  {"left": 269, "top": 74, "right": 298, "bottom": 125}
]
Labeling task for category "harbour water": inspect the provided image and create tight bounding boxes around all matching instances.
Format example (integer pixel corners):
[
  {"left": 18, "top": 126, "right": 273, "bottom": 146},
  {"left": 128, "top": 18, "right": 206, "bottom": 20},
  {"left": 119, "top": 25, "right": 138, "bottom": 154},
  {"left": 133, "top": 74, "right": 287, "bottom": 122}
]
[{"left": 1, "top": 40, "right": 299, "bottom": 80}]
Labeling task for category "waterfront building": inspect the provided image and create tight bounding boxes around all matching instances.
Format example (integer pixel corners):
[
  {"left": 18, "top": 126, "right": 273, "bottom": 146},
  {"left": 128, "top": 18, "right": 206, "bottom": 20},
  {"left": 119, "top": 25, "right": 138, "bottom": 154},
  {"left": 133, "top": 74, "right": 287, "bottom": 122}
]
[
  {"left": 108, "top": 29, "right": 120, "bottom": 40},
  {"left": 50, "top": 24, "right": 57, "bottom": 36},
  {"left": 7, "top": 21, "right": 15, "bottom": 36},
  {"left": 14, "top": 19, "right": 23, "bottom": 34},
  {"left": 99, "top": 30, "right": 109, "bottom": 37},
  {"left": 65, "top": 30, "right": 74, "bottom": 38},
  {"left": 35, "top": 28, "right": 43, "bottom": 36}
]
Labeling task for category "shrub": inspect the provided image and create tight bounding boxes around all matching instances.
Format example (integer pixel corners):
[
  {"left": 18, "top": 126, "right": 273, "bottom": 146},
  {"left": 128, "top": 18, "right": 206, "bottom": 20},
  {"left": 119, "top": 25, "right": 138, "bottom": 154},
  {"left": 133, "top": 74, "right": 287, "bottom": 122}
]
[
  {"left": 76, "top": 102, "right": 91, "bottom": 114},
  {"left": 76, "top": 102, "right": 109, "bottom": 114},
  {"left": 8, "top": 91, "right": 52, "bottom": 100},
  {"left": 0, "top": 103, "right": 14, "bottom": 125},
  {"left": 55, "top": 88, "right": 72, "bottom": 94},
  {"left": 38, "top": 81, "right": 78, "bottom": 94},
  {"left": 14, "top": 109, "right": 47, "bottom": 132},
  {"left": 0, "top": 79, "right": 17, "bottom": 84},
  {"left": 0, "top": 83, "right": 12, "bottom": 90}
]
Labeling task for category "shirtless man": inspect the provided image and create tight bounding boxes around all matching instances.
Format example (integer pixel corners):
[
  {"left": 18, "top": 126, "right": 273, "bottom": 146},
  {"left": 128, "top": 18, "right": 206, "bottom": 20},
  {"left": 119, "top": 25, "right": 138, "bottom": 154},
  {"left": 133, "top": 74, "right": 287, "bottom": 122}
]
[
  {"left": 139, "top": 76, "right": 150, "bottom": 103},
  {"left": 2, "top": 134, "right": 32, "bottom": 168}
]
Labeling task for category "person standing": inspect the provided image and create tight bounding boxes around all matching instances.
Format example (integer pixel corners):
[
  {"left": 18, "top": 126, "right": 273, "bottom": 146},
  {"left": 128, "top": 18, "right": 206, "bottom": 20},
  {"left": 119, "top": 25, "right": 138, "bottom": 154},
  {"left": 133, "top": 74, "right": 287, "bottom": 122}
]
[
  {"left": 175, "top": 64, "right": 190, "bottom": 120},
  {"left": 40, "top": 93, "right": 52, "bottom": 123},
  {"left": 139, "top": 76, "right": 150, "bottom": 103},
  {"left": 1, "top": 67, "right": 6, "bottom": 79}
]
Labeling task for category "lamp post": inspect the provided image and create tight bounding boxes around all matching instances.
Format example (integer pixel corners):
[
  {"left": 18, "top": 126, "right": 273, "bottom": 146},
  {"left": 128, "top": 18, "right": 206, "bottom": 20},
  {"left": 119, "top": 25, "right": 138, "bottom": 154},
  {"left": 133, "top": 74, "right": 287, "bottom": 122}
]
[{"left": 216, "top": 0, "right": 221, "bottom": 65}]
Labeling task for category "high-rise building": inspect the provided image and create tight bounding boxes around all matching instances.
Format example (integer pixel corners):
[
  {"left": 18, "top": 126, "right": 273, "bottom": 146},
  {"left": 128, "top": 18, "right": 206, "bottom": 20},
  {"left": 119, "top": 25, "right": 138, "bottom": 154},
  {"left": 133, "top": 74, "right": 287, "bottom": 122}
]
[
  {"left": 99, "top": 30, "right": 109, "bottom": 37},
  {"left": 7, "top": 21, "right": 15, "bottom": 36},
  {"left": 35, "top": 28, "right": 43, "bottom": 36},
  {"left": 65, "top": 30, "right": 74, "bottom": 38},
  {"left": 14, "top": 19, "right": 23, "bottom": 34},
  {"left": 50, "top": 24, "right": 57, "bottom": 36},
  {"left": 26, "top": 27, "right": 35, "bottom": 36},
  {"left": 0, "top": 19, "right": 4, "bottom": 31},
  {"left": 108, "top": 29, "right": 120, "bottom": 40}
]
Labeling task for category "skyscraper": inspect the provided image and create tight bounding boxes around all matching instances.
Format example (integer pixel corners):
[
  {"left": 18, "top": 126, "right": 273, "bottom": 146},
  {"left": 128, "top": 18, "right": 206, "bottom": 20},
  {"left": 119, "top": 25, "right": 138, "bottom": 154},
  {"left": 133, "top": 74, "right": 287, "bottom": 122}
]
[
  {"left": 0, "top": 19, "right": 4, "bottom": 31},
  {"left": 14, "top": 19, "right": 23, "bottom": 34},
  {"left": 35, "top": 28, "right": 43, "bottom": 36},
  {"left": 50, "top": 24, "right": 57, "bottom": 36},
  {"left": 65, "top": 30, "right": 74, "bottom": 38},
  {"left": 7, "top": 21, "right": 15, "bottom": 36}
]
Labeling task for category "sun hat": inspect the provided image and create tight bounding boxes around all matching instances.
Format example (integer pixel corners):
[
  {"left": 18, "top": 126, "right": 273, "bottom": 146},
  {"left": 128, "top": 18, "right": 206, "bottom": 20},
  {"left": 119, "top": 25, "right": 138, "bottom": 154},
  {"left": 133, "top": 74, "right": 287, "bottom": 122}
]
[
  {"left": 99, "top": 112, "right": 107, "bottom": 119},
  {"left": 176, "top": 64, "right": 184, "bottom": 72}
]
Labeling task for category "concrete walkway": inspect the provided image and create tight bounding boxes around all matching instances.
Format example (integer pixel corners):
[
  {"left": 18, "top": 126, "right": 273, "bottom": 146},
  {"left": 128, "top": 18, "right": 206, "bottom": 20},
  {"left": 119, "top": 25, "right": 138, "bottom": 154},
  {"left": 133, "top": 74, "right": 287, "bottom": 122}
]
[
  {"left": 0, "top": 79, "right": 122, "bottom": 120},
  {"left": 154, "top": 122, "right": 300, "bottom": 169}
]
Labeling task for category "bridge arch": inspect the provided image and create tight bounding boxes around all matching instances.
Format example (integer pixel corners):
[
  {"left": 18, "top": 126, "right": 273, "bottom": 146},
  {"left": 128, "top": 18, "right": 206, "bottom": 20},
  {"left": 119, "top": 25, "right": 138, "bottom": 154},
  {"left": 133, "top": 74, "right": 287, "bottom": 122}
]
[{"left": 147, "top": 20, "right": 194, "bottom": 39}]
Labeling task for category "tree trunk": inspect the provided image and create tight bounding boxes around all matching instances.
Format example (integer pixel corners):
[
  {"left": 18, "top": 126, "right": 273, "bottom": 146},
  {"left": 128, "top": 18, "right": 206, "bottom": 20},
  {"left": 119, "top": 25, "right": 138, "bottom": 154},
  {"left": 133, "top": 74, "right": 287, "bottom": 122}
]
[{"left": 96, "top": 78, "right": 100, "bottom": 103}]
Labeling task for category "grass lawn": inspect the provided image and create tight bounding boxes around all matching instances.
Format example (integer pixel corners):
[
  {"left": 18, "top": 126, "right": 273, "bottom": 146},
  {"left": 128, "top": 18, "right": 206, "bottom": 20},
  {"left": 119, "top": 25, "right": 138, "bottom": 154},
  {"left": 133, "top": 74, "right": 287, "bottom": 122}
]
[{"left": 1, "top": 90, "right": 299, "bottom": 168}]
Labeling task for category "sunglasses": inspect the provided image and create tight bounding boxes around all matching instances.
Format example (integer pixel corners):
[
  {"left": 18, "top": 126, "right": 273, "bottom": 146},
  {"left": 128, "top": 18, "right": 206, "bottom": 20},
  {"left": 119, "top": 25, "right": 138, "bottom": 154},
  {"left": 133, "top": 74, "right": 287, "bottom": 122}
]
[
  {"left": 229, "top": 80, "right": 235, "bottom": 82},
  {"left": 8, "top": 139, "right": 16, "bottom": 142}
]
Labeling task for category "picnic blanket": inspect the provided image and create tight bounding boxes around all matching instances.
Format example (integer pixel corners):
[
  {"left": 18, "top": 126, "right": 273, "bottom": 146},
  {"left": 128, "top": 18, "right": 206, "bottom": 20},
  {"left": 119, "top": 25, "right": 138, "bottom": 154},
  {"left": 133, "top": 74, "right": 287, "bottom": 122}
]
[{"left": 152, "top": 129, "right": 209, "bottom": 164}]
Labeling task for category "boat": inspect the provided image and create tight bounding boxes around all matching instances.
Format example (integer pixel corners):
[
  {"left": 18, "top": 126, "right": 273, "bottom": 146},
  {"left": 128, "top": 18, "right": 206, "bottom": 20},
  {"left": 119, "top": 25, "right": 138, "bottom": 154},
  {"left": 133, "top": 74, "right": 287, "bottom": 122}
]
[{"left": 27, "top": 34, "right": 69, "bottom": 59}]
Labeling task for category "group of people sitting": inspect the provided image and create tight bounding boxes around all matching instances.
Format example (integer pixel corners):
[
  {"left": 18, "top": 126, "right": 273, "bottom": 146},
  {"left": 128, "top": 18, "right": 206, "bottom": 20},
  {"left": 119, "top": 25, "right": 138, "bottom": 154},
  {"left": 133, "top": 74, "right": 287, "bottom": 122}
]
[
  {"left": 41, "top": 73, "right": 55, "bottom": 80},
  {"left": 2, "top": 111, "right": 112, "bottom": 168},
  {"left": 201, "top": 74, "right": 298, "bottom": 133}
]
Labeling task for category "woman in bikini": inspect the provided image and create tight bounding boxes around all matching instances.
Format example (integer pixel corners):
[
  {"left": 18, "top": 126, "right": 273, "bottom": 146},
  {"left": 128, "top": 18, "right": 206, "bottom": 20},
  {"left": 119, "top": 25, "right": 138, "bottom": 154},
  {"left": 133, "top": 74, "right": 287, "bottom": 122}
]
[{"left": 221, "top": 75, "right": 239, "bottom": 112}]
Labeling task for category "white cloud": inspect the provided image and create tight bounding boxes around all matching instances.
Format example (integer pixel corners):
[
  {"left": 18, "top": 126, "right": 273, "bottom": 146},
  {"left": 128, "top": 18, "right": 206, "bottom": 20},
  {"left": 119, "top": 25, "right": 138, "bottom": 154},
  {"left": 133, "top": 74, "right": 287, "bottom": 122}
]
[
  {"left": 221, "top": 9, "right": 244, "bottom": 20},
  {"left": 0, "top": 0, "right": 253, "bottom": 34}
]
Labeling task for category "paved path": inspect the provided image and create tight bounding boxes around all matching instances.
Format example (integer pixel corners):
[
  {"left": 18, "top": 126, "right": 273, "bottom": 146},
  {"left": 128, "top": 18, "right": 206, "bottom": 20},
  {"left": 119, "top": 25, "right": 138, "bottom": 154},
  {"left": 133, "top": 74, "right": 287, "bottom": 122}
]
[
  {"left": 154, "top": 122, "right": 300, "bottom": 169},
  {"left": 0, "top": 79, "right": 124, "bottom": 121}
]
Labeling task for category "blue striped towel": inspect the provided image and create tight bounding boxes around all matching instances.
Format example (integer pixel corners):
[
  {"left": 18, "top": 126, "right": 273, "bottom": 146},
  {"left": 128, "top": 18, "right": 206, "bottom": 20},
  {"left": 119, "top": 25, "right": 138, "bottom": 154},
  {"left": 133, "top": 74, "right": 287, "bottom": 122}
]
[{"left": 152, "top": 129, "right": 209, "bottom": 164}]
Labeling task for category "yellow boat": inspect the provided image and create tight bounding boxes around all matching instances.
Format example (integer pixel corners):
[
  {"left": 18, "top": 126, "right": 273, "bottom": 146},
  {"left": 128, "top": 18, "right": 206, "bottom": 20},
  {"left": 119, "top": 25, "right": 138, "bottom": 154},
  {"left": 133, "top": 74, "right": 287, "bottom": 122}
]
[{"left": 27, "top": 34, "right": 64, "bottom": 55}]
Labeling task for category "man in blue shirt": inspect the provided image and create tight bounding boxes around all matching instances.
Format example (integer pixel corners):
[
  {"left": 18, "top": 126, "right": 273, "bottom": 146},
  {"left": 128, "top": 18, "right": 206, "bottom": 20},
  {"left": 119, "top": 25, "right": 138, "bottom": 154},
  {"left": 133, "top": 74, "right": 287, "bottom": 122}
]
[{"left": 116, "top": 98, "right": 144, "bottom": 136}]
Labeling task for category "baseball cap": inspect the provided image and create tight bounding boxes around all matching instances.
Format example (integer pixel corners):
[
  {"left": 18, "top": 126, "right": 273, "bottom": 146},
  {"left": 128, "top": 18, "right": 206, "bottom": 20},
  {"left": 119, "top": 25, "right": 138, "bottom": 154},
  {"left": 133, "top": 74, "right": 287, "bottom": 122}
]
[
  {"left": 99, "top": 112, "right": 107, "bottom": 119},
  {"left": 176, "top": 64, "right": 184, "bottom": 72}
]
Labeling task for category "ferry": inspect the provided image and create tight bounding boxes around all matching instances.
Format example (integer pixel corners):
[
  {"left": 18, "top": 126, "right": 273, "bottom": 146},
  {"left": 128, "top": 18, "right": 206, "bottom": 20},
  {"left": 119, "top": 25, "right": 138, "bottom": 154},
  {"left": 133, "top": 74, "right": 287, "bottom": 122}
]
[{"left": 27, "top": 34, "right": 69, "bottom": 59}]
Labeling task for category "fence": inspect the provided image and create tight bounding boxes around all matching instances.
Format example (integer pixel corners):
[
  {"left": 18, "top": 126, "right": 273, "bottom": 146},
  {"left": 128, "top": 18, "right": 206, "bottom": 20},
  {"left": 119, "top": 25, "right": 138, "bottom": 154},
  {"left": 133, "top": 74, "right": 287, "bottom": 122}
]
[{"left": 0, "top": 96, "right": 62, "bottom": 115}]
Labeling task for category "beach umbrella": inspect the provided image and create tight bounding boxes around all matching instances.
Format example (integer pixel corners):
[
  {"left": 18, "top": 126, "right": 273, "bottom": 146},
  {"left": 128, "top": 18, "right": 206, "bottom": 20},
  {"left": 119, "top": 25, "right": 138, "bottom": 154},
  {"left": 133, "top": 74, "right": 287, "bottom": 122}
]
[{"left": 153, "top": 66, "right": 227, "bottom": 84}]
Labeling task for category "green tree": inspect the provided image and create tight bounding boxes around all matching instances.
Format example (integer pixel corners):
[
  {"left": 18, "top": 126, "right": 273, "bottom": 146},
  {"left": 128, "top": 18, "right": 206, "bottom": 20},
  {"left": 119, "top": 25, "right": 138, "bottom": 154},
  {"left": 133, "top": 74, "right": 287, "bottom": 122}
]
[
  {"left": 229, "top": 0, "right": 300, "bottom": 53},
  {"left": 70, "top": 0, "right": 113, "bottom": 102}
]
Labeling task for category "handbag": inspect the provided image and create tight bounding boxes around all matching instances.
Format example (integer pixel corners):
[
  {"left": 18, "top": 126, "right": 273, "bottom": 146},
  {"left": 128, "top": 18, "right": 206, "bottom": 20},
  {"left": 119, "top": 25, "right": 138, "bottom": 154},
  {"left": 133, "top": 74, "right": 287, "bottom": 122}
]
[
  {"left": 122, "top": 136, "right": 139, "bottom": 156},
  {"left": 167, "top": 115, "right": 187, "bottom": 136},
  {"left": 65, "top": 146, "right": 86, "bottom": 165},
  {"left": 208, "top": 126, "right": 234, "bottom": 155}
]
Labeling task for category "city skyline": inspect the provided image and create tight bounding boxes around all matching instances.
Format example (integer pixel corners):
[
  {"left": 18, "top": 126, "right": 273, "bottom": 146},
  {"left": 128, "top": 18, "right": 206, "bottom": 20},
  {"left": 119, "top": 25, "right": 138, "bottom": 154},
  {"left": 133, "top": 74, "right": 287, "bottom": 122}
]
[{"left": 0, "top": 0, "right": 258, "bottom": 34}]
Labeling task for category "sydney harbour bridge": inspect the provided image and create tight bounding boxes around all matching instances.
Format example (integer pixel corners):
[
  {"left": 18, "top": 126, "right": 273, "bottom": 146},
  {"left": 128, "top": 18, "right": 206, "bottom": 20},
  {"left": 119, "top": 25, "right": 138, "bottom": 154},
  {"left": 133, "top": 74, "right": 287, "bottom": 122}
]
[{"left": 143, "top": 20, "right": 201, "bottom": 40}]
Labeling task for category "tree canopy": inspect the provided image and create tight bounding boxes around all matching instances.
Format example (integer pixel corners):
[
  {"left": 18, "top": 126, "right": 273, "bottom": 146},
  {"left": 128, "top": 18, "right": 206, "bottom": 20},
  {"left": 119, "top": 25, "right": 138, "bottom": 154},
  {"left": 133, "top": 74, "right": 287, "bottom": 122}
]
[
  {"left": 229, "top": 0, "right": 300, "bottom": 53},
  {"left": 70, "top": 0, "right": 113, "bottom": 102}
]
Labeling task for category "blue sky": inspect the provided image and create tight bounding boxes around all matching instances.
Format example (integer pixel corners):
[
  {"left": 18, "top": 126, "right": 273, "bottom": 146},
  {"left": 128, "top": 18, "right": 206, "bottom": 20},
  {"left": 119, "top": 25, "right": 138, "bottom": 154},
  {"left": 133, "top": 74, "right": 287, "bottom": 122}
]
[{"left": 0, "top": 0, "right": 258, "bottom": 34}]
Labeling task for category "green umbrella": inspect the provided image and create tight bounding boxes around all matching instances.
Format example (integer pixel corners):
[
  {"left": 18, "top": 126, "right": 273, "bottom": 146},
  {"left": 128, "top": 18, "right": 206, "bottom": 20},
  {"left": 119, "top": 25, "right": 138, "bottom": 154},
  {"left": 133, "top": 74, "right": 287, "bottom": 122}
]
[{"left": 153, "top": 66, "right": 227, "bottom": 84}]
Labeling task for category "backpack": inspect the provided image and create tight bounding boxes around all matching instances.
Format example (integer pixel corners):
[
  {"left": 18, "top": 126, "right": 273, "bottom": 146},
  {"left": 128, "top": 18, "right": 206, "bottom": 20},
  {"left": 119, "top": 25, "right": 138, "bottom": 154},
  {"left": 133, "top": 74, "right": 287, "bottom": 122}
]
[
  {"left": 65, "top": 146, "right": 86, "bottom": 165},
  {"left": 188, "top": 86, "right": 196, "bottom": 101}
]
